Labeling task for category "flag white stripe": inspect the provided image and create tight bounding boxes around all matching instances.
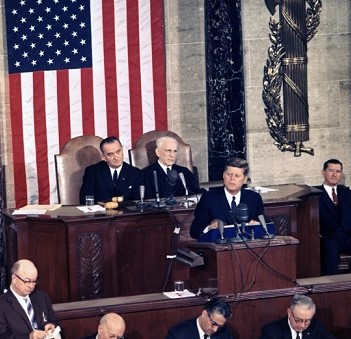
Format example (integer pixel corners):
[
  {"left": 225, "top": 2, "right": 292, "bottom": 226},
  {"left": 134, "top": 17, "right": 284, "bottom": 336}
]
[
  {"left": 91, "top": 0, "right": 108, "bottom": 138},
  {"left": 69, "top": 68, "right": 84, "bottom": 137},
  {"left": 44, "top": 71, "right": 60, "bottom": 203},
  {"left": 139, "top": 0, "right": 156, "bottom": 132},
  {"left": 115, "top": 0, "right": 132, "bottom": 150},
  {"left": 21, "top": 73, "right": 39, "bottom": 204}
]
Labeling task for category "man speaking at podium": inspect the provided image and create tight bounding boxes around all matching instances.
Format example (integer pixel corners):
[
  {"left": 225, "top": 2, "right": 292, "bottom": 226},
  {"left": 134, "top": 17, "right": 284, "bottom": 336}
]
[{"left": 190, "top": 157, "right": 264, "bottom": 239}]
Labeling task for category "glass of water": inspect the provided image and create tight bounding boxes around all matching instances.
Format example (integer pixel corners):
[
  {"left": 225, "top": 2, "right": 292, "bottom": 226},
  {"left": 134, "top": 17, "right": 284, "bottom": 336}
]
[
  {"left": 174, "top": 280, "right": 185, "bottom": 296},
  {"left": 85, "top": 195, "right": 94, "bottom": 206}
]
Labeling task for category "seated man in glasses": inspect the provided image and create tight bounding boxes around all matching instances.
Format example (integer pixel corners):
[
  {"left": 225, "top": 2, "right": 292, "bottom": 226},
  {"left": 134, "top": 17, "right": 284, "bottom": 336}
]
[
  {"left": 259, "top": 294, "right": 335, "bottom": 339},
  {"left": 165, "top": 297, "right": 234, "bottom": 339},
  {"left": 0, "top": 259, "right": 60, "bottom": 339},
  {"left": 82, "top": 312, "right": 126, "bottom": 339}
]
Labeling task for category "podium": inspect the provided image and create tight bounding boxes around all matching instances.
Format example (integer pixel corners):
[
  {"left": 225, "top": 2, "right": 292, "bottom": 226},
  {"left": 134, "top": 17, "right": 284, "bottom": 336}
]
[{"left": 188, "top": 236, "right": 299, "bottom": 295}]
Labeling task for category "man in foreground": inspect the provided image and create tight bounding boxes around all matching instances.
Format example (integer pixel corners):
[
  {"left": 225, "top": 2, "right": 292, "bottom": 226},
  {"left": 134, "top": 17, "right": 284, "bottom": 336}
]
[
  {"left": 259, "top": 294, "right": 335, "bottom": 338},
  {"left": 166, "top": 297, "right": 234, "bottom": 338},
  {"left": 0, "top": 259, "right": 59, "bottom": 339},
  {"left": 82, "top": 312, "right": 126, "bottom": 339}
]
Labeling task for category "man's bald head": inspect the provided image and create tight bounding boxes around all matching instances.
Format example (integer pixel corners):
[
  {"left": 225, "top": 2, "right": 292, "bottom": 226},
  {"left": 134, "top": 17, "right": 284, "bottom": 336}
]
[{"left": 98, "top": 313, "right": 126, "bottom": 339}]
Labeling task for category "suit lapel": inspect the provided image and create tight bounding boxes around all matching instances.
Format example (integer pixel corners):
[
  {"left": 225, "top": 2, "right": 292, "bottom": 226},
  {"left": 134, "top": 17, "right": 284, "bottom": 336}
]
[{"left": 7, "top": 291, "right": 33, "bottom": 330}]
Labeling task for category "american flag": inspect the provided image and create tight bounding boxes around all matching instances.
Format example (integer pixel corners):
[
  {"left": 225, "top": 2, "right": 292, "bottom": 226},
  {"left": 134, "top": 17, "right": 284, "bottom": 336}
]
[{"left": 5, "top": 0, "right": 167, "bottom": 207}]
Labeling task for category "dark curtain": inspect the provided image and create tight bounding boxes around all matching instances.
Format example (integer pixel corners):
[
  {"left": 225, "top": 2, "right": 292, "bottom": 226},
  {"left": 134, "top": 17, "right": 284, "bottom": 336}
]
[{"left": 205, "top": 0, "right": 246, "bottom": 180}]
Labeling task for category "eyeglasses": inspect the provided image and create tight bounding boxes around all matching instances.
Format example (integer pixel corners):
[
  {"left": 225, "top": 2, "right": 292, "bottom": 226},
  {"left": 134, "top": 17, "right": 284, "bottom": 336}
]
[
  {"left": 161, "top": 148, "right": 177, "bottom": 154},
  {"left": 15, "top": 274, "right": 39, "bottom": 285},
  {"left": 207, "top": 311, "right": 225, "bottom": 330},
  {"left": 289, "top": 309, "right": 312, "bottom": 325}
]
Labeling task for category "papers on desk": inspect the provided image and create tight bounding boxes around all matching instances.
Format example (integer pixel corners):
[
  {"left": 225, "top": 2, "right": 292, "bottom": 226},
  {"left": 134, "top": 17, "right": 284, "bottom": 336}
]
[
  {"left": 76, "top": 205, "right": 106, "bottom": 213},
  {"left": 250, "top": 186, "right": 278, "bottom": 194},
  {"left": 12, "top": 204, "right": 62, "bottom": 215},
  {"left": 163, "top": 289, "right": 196, "bottom": 299}
]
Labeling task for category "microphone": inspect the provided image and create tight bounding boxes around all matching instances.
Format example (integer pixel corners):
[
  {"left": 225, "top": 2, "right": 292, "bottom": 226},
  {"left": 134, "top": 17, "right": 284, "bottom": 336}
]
[
  {"left": 179, "top": 172, "right": 190, "bottom": 206},
  {"left": 178, "top": 172, "right": 187, "bottom": 192},
  {"left": 229, "top": 203, "right": 248, "bottom": 243},
  {"left": 152, "top": 171, "right": 165, "bottom": 208},
  {"left": 235, "top": 203, "right": 249, "bottom": 223},
  {"left": 216, "top": 219, "right": 227, "bottom": 244},
  {"left": 136, "top": 185, "right": 150, "bottom": 210},
  {"left": 167, "top": 169, "right": 178, "bottom": 186},
  {"left": 165, "top": 169, "right": 178, "bottom": 205},
  {"left": 258, "top": 214, "right": 274, "bottom": 239}
]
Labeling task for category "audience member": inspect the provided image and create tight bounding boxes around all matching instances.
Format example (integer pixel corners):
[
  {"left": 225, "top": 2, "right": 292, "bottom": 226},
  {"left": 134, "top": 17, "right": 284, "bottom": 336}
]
[
  {"left": 259, "top": 294, "right": 335, "bottom": 338},
  {"left": 190, "top": 157, "right": 264, "bottom": 239},
  {"left": 80, "top": 136, "right": 142, "bottom": 204},
  {"left": 316, "top": 158, "right": 351, "bottom": 275},
  {"left": 142, "top": 136, "right": 201, "bottom": 199},
  {"left": 82, "top": 312, "right": 126, "bottom": 339},
  {"left": 0, "top": 259, "right": 59, "bottom": 339},
  {"left": 165, "top": 297, "right": 234, "bottom": 339}
]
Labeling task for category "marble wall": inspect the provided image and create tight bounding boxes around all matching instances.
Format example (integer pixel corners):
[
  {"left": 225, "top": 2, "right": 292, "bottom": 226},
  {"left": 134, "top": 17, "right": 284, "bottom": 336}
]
[{"left": 165, "top": 0, "right": 351, "bottom": 186}]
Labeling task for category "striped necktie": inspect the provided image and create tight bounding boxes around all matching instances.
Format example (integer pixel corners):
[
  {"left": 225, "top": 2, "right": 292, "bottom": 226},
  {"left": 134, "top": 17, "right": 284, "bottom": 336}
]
[
  {"left": 332, "top": 188, "right": 338, "bottom": 205},
  {"left": 24, "top": 297, "right": 38, "bottom": 330}
]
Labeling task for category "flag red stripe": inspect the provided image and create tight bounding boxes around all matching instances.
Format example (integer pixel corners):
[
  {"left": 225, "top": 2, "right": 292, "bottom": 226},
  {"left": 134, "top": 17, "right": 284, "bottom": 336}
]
[
  {"left": 102, "top": 0, "right": 119, "bottom": 136},
  {"left": 81, "top": 68, "right": 95, "bottom": 135},
  {"left": 33, "top": 72, "right": 50, "bottom": 204},
  {"left": 127, "top": 1, "right": 143, "bottom": 145},
  {"left": 9, "top": 74, "right": 27, "bottom": 207},
  {"left": 150, "top": 0, "right": 168, "bottom": 130},
  {"left": 56, "top": 70, "right": 71, "bottom": 149}
]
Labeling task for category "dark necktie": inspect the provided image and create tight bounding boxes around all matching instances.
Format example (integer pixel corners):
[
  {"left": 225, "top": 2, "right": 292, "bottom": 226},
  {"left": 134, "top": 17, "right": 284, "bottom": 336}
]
[
  {"left": 296, "top": 332, "right": 300, "bottom": 339},
  {"left": 113, "top": 170, "right": 118, "bottom": 186},
  {"left": 332, "top": 188, "right": 338, "bottom": 205},
  {"left": 204, "top": 335, "right": 208, "bottom": 339},
  {"left": 166, "top": 167, "right": 170, "bottom": 174},
  {"left": 231, "top": 196, "right": 236, "bottom": 211},
  {"left": 24, "top": 297, "right": 37, "bottom": 330}
]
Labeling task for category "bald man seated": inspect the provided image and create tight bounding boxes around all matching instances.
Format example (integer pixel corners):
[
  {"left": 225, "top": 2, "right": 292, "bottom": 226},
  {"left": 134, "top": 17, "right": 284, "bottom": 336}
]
[
  {"left": 0, "top": 259, "right": 59, "bottom": 339},
  {"left": 82, "top": 312, "right": 126, "bottom": 339}
]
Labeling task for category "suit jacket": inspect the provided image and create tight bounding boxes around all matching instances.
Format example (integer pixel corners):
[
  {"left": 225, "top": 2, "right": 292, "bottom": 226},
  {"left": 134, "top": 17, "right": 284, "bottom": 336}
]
[
  {"left": 190, "top": 186, "right": 264, "bottom": 239},
  {"left": 80, "top": 161, "right": 142, "bottom": 204},
  {"left": 142, "top": 162, "right": 202, "bottom": 200},
  {"left": 165, "top": 317, "right": 234, "bottom": 339},
  {"left": 316, "top": 185, "right": 351, "bottom": 237},
  {"left": 259, "top": 316, "right": 335, "bottom": 339},
  {"left": 0, "top": 289, "right": 59, "bottom": 339}
]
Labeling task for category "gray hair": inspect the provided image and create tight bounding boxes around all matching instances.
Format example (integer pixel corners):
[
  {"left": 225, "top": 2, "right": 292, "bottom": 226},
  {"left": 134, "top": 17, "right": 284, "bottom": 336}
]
[{"left": 290, "top": 294, "right": 316, "bottom": 313}]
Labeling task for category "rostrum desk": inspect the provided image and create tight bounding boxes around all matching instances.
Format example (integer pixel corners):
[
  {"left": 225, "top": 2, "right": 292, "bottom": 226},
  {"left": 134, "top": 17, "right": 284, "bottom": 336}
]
[{"left": 2, "top": 184, "right": 322, "bottom": 304}]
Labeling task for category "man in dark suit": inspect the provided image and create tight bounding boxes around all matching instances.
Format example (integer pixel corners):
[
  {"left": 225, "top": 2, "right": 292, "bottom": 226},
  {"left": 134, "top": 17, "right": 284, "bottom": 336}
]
[
  {"left": 166, "top": 297, "right": 234, "bottom": 339},
  {"left": 259, "top": 294, "right": 335, "bottom": 339},
  {"left": 190, "top": 157, "right": 264, "bottom": 239},
  {"left": 142, "top": 136, "right": 202, "bottom": 200},
  {"left": 80, "top": 136, "right": 142, "bottom": 204},
  {"left": 316, "top": 158, "right": 351, "bottom": 275},
  {"left": 0, "top": 259, "right": 59, "bottom": 339},
  {"left": 82, "top": 312, "right": 125, "bottom": 339}
]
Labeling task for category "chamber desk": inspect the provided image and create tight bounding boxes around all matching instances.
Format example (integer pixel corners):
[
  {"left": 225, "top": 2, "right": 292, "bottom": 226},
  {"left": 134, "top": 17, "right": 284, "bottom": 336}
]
[
  {"left": 3, "top": 205, "right": 195, "bottom": 303},
  {"left": 2, "top": 184, "right": 322, "bottom": 303}
]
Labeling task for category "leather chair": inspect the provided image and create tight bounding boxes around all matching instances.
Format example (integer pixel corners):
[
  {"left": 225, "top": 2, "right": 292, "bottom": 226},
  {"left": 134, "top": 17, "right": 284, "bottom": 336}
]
[
  {"left": 128, "top": 130, "right": 195, "bottom": 173},
  {"left": 55, "top": 135, "right": 103, "bottom": 205}
]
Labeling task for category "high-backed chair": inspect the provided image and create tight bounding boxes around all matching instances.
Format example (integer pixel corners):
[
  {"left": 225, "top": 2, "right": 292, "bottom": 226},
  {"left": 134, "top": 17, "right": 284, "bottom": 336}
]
[
  {"left": 55, "top": 135, "right": 103, "bottom": 205},
  {"left": 128, "top": 130, "right": 194, "bottom": 172}
]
